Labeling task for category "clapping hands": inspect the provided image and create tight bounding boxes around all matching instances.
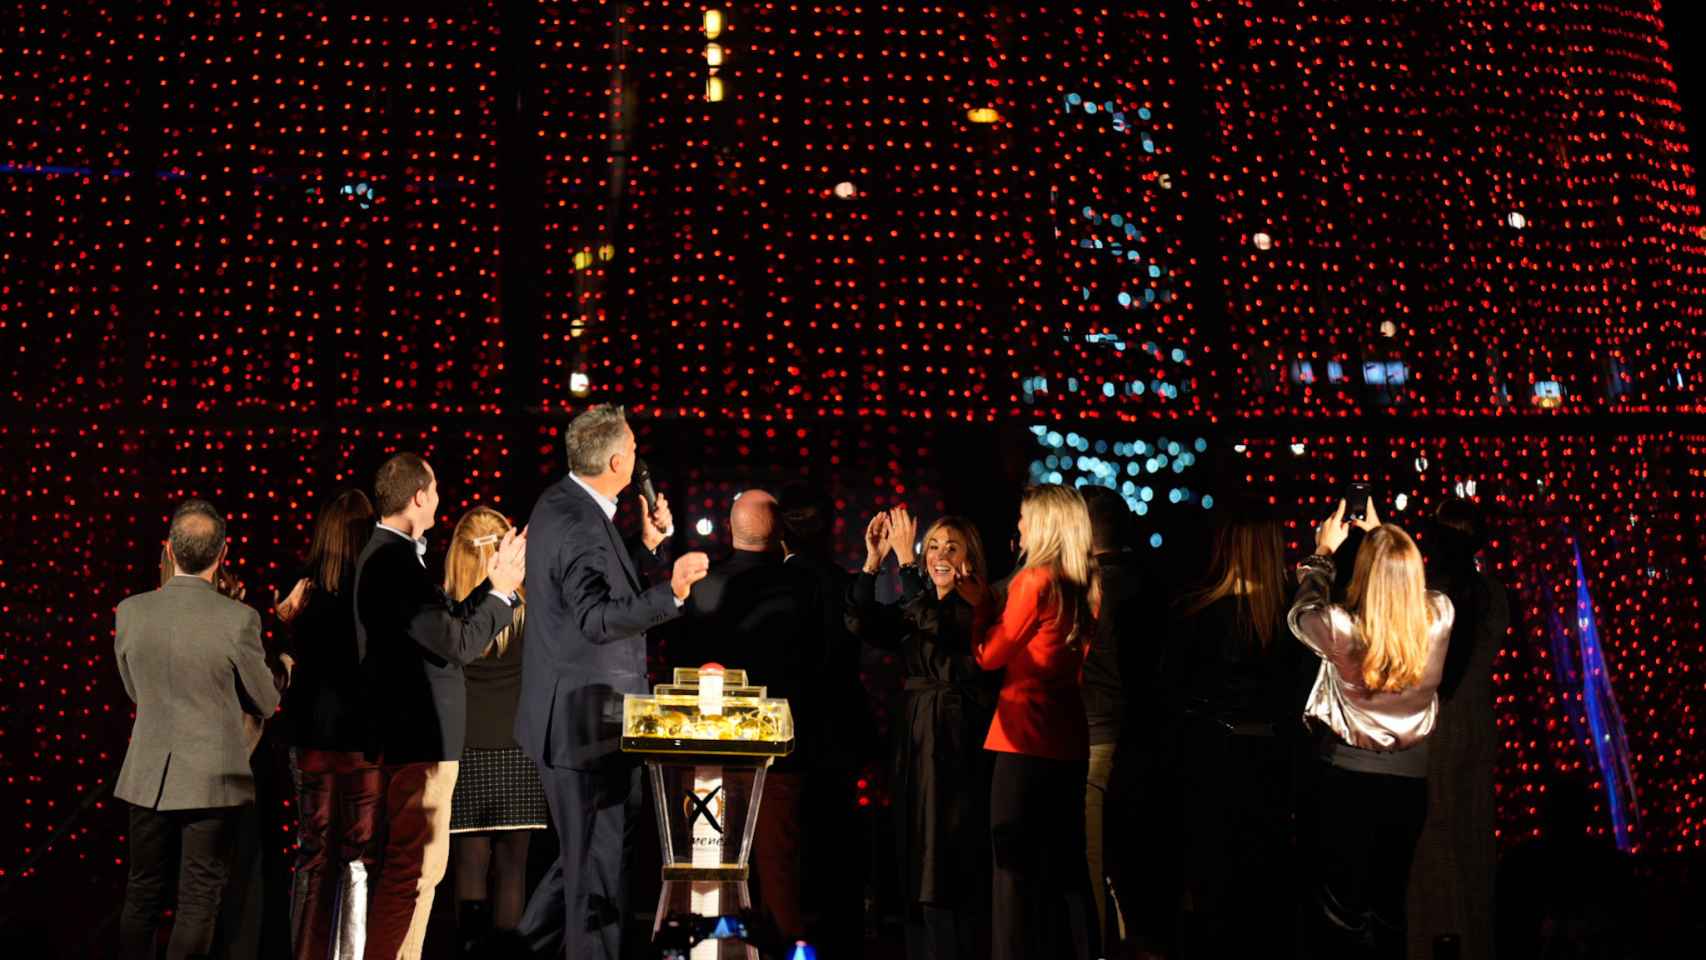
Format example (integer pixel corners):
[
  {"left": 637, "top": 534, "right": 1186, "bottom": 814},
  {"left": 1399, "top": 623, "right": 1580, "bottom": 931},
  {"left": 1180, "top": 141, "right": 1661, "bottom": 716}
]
[{"left": 486, "top": 526, "right": 528, "bottom": 596}]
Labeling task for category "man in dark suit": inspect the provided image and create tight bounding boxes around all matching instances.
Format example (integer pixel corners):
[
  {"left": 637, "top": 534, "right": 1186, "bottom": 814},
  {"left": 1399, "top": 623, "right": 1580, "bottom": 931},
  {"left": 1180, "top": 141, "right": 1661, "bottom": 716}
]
[
  {"left": 673, "top": 489, "right": 829, "bottom": 943},
  {"left": 354, "top": 453, "right": 526, "bottom": 960},
  {"left": 515, "top": 405, "right": 708, "bottom": 960},
  {"left": 116, "top": 499, "right": 282, "bottom": 960}
]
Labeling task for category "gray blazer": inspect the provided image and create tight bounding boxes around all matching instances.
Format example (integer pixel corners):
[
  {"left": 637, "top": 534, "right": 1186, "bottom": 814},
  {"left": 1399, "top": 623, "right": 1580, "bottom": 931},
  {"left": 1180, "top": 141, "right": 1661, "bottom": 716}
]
[{"left": 114, "top": 576, "right": 281, "bottom": 810}]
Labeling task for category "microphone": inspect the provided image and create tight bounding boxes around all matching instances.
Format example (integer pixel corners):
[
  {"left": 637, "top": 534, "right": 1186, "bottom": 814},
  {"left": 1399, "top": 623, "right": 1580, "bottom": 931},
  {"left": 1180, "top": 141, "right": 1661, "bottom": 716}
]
[{"left": 634, "top": 457, "right": 658, "bottom": 515}]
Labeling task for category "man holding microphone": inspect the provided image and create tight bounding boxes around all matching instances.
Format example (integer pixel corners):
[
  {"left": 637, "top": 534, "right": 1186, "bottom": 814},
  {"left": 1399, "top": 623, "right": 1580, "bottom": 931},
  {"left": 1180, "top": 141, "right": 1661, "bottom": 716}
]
[{"left": 515, "top": 405, "right": 709, "bottom": 960}]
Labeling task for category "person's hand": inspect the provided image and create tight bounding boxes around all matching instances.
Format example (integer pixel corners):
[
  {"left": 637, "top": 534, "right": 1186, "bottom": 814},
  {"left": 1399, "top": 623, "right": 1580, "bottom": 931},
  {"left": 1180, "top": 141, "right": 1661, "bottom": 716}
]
[
  {"left": 889, "top": 507, "right": 919, "bottom": 565},
  {"left": 862, "top": 512, "right": 892, "bottom": 574},
  {"left": 1353, "top": 497, "right": 1381, "bottom": 533},
  {"left": 952, "top": 561, "right": 990, "bottom": 609},
  {"left": 1314, "top": 499, "right": 1351, "bottom": 556},
  {"left": 273, "top": 654, "right": 295, "bottom": 694},
  {"left": 642, "top": 492, "right": 674, "bottom": 552},
  {"left": 671, "top": 551, "right": 710, "bottom": 600},
  {"left": 486, "top": 526, "right": 528, "bottom": 596},
  {"left": 276, "top": 577, "right": 311, "bottom": 624}
]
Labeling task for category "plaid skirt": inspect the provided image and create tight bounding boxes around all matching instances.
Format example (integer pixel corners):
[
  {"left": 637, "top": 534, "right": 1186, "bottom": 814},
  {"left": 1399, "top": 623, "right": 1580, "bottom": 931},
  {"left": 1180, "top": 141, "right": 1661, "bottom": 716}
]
[{"left": 449, "top": 746, "right": 548, "bottom": 833}]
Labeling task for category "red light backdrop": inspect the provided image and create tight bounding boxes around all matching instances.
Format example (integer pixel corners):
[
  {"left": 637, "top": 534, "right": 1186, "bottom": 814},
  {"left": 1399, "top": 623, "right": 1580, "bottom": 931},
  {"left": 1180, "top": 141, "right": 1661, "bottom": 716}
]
[{"left": 2, "top": 1, "right": 1705, "bottom": 944}]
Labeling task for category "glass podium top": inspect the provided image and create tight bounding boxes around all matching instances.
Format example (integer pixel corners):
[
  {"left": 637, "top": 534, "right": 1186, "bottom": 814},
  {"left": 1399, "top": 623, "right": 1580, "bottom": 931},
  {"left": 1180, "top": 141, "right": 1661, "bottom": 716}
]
[{"left": 621, "top": 667, "right": 794, "bottom": 757}]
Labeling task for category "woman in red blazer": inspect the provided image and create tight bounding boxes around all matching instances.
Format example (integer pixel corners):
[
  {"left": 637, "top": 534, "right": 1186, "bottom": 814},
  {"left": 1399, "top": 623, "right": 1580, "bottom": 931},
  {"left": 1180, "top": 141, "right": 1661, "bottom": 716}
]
[{"left": 962, "top": 483, "right": 1100, "bottom": 960}]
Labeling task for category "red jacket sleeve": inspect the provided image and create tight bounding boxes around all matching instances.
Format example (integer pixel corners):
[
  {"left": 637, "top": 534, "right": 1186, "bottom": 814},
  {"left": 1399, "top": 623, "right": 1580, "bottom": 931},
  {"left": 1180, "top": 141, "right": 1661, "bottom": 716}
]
[{"left": 976, "top": 568, "right": 1047, "bottom": 671}]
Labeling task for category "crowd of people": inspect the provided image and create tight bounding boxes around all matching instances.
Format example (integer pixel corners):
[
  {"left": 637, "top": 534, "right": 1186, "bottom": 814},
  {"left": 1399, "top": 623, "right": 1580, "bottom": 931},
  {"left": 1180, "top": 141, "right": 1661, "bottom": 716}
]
[{"left": 112, "top": 404, "right": 1509, "bottom": 960}]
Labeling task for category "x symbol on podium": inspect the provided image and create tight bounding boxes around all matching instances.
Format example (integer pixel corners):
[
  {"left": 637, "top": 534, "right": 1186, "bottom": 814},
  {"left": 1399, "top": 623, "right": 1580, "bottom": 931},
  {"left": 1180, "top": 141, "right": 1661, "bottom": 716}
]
[{"left": 685, "top": 785, "right": 724, "bottom": 834}]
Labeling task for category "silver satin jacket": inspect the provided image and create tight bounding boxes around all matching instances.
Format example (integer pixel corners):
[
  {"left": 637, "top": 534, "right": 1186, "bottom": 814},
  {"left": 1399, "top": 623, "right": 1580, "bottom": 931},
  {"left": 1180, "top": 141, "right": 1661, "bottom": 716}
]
[{"left": 1287, "top": 554, "right": 1455, "bottom": 751}]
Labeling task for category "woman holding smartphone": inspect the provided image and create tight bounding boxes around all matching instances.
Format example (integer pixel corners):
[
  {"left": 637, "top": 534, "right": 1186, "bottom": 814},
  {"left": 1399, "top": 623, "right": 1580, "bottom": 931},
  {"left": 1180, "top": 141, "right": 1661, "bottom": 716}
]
[{"left": 1290, "top": 499, "right": 1455, "bottom": 958}]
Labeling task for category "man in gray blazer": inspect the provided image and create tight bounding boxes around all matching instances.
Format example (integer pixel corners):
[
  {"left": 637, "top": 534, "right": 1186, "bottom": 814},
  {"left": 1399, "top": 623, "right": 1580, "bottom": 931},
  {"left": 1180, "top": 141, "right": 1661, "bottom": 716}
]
[{"left": 115, "top": 499, "right": 281, "bottom": 960}]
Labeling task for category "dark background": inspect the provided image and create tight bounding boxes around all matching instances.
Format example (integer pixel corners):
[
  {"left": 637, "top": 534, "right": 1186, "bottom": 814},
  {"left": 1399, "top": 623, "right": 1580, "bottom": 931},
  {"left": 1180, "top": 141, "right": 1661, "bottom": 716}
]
[{"left": 3, "top": 1, "right": 1706, "bottom": 955}]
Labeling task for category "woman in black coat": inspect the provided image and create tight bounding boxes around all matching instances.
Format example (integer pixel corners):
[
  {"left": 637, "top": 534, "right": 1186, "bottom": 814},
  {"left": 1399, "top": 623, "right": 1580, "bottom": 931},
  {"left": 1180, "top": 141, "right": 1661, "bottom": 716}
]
[
  {"left": 1154, "top": 502, "right": 1303, "bottom": 959},
  {"left": 1408, "top": 499, "right": 1508, "bottom": 960},
  {"left": 845, "top": 508, "right": 997, "bottom": 960}
]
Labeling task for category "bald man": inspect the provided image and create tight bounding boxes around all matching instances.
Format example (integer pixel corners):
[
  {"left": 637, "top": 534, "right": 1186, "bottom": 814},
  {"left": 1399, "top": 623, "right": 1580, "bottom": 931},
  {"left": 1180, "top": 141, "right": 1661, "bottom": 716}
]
[{"left": 671, "top": 488, "right": 828, "bottom": 943}]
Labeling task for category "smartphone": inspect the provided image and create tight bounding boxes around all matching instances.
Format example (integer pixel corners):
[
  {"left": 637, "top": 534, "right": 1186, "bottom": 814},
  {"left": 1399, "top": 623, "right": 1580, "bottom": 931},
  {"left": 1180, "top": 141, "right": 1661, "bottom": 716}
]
[{"left": 1346, "top": 482, "right": 1372, "bottom": 522}]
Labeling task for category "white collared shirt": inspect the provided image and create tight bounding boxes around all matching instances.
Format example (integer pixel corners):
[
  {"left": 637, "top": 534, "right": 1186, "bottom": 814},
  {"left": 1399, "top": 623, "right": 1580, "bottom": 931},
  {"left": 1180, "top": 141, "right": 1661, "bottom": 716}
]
[
  {"left": 570, "top": 473, "right": 620, "bottom": 521},
  {"left": 375, "top": 521, "right": 514, "bottom": 605}
]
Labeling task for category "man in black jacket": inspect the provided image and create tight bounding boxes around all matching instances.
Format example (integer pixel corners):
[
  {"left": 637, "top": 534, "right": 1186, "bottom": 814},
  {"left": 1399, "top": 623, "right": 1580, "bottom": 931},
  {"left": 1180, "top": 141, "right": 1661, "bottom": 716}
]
[
  {"left": 355, "top": 453, "right": 525, "bottom": 960},
  {"left": 674, "top": 489, "right": 827, "bottom": 943},
  {"left": 514, "top": 406, "right": 708, "bottom": 960}
]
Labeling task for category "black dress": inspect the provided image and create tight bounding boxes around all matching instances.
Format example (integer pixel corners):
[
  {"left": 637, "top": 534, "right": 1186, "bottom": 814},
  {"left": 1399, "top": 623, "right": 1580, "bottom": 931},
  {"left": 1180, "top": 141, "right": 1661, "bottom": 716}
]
[
  {"left": 845, "top": 567, "right": 998, "bottom": 916},
  {"left": 451, "top": 620, "right": 548, "bottom": 833},
  {"left": 1155, "top": 593, "right": 1303, "bottom": 958}
]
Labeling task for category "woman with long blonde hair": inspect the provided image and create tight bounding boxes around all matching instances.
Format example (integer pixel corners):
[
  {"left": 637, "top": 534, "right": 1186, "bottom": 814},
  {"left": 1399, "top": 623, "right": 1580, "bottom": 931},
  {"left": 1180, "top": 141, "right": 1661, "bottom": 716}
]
[
  {"left": 964, "top": 484, "right": 1099, "bottom": 960},
  {"left": 442, "top": 506, "right": 545, "bottom": 952},
  {"left": 1290, "top": 498, "right": 1454, "bottom": 958}
]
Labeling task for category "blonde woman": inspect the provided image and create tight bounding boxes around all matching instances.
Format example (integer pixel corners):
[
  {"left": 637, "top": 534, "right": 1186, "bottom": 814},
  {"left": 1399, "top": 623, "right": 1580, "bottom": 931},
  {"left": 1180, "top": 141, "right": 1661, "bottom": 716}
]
[
  {"left": 442, "top": 507, "right": 546, "bottom": 951},
  {"left": 1291, "top": 499, "right": 1455, "bottom": 958},
  {"left": 963, "top": 484, "right": 1099, "bottom": 960}
]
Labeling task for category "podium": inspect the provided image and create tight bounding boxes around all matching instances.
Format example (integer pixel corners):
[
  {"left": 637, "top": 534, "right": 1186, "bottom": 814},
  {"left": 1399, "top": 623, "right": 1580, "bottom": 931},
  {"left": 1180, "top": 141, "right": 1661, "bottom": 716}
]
[{"left": 623, "top": 666, "right": 794, "bottom": 959}]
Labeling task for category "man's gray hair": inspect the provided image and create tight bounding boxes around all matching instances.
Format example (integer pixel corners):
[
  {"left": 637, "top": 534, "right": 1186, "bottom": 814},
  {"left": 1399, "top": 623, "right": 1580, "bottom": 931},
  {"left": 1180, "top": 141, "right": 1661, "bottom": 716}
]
[
  {"left": 564, "top": 404, "right": 629, "bottom": 476},
  {"left": 169, "top": 499, "right": 227, "bottom": 576}
]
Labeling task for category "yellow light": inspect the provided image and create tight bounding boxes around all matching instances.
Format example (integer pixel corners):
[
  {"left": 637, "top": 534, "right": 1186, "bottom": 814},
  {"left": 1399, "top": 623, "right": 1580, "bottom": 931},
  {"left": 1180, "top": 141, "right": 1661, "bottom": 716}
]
[
  {"left": 966, "top": 107, "right": 1002, "bottom": 124},
  {"left": 704, "top": 42, "right": 723, "bottom": 67},
  {"left": 598, "top": 243, "right": 615, "bottom": 262},
  {"left": 706, "top": 75, "right": 725, "bottom": 102},
  {"left": 572, "top": 249, "right": 594, "bottom": 270},
  {"left": 704, "top": 9, "right": 723, "bottom": 39}
]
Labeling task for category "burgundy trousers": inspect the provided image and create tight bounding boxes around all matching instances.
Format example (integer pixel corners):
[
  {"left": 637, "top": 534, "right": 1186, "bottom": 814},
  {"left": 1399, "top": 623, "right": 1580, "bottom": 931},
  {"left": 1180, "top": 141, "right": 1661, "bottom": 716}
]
[{"left": 290, "top": 748, "right": 385, "bottom": 960}]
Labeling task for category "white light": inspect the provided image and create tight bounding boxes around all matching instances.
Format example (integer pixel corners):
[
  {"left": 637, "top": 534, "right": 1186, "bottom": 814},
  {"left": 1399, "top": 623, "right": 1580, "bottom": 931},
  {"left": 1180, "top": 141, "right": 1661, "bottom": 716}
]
[
  {"left": 1252, "top": 232, "right": 1273, "bottom": 250},
  {"left": 569, "top": 372, "right": 591, "bottom": 396},
  {"left": 1290, "top": 441, "right": 1307, "bottom": 456},
  {"left": 1465, "top": 479, "right": 1477, "bottom": 497},
  {"left": 703, "top": 8, "right": 723, "bottom": 38},
  {"left": 1394, "top": 492, "right": 1409, "bottom": 512},
  {"left": 832, "top": 181, "right": 857, "bottom": 199},
  {"left": 706, "top": 75, "right": 725, "bottom": 102},
  {"left": 1507, "top": 211, "right": 1526, "bottom": 230},
  {"left": 1414, "top": 455, "right": 1429, "bottom": 473},
  {"left": 1233, "top": 443, "right": 1247, "bottom": 453},
  {"left": 704, "top": 42, "right": 724, "bottom": 67},
  {"left": 694, "top": 518, "right": 715, "bottom": 536}
]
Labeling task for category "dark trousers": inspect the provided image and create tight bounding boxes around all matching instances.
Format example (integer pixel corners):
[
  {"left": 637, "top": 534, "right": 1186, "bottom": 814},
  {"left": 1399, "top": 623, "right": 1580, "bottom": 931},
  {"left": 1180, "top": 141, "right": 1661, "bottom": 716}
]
[
  {"left": 521, "top": 761, "right": 641, "bottom": 960},
  {"left": 290, "top": 749, "right": 385, "bottom": 960},
  {"left": 120, "top": 802, "right": 240, "bottom": 960},
  {"left": 751, "top": 771, "right": 805, "bottom": 941},
  {"left": 1314, "top": 762, "right": 1428, "bottom": 958},
  {"left": 989, "top": 752, "right": 1096, "bottom": 960}
]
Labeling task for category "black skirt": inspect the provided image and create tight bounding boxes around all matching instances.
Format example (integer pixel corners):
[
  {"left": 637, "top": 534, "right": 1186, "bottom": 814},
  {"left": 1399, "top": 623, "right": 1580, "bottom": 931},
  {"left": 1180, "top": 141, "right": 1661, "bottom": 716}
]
[{"left": 449, "top": 746, "right": 548, "bottom": 833}]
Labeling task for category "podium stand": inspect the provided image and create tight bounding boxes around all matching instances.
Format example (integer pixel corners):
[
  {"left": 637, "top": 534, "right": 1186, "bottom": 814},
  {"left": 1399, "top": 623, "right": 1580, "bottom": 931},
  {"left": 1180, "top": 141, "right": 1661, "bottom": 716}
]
[{"left": 623, "top": 667, "right": 794, "bottom": 959}]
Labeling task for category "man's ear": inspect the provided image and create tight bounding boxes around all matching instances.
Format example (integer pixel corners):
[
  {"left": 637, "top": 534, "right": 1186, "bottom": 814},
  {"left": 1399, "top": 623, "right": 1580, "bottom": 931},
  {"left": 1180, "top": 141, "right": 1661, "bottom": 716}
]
[{"left": 164, "top": 540, "right": 178, "bottom": 573}]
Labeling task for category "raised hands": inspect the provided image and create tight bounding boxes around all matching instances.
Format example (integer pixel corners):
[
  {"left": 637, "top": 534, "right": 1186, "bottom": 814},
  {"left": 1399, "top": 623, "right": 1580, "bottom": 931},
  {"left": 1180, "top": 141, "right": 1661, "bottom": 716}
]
[
  {"left": 889, "top": 507, "right": 919, "bottom": 565},
  {"left": 486, "top": 525, "right": 528, "bottom": 596},
  {"left": 1313, "top": 500, "right": 1351, "bottom": 557},
  {"left": 862, "top": 511, "right": 892, "bottom": 574}
]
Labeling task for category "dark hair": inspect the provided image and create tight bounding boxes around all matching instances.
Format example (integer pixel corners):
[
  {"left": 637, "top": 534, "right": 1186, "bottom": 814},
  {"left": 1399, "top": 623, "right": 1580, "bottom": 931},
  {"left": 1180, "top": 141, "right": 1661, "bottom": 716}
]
[
  {"left": 777, "top": 482, "right": 833, "bottom": 558},
  {"left": 1181, "top": 495, "right": 1286, "bottom": 648},
  {"left": 564, "top": 404, "right": 630, "bottom": 476},
  {"left": 169, "top": 499, "right": 227, "bottom": 576},
  {"left": 306, "top": 489, "right": 375, "bottom": 593},
  {"left": 374, "top": 453, "right": 433, "bottom": 518},
  {"left": 1080, "top": 485, "right": 1134, "bottom": 553}
]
